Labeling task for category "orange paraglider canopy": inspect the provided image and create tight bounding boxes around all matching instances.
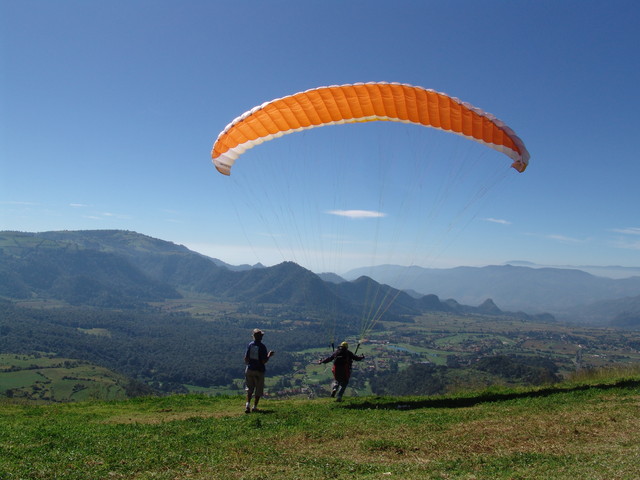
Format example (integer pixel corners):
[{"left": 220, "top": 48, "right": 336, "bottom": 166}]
[{"left": 212, "top": 82, "right": 529, "bottom": 175}]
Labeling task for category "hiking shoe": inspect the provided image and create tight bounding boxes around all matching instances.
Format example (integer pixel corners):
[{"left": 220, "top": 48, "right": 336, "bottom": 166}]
[
  {"left": 330, "top": 389, "right": 337, "bottom": 398},
  {"left": 245, "top": 406, "right": 251, "bottom": 413},
  {"left": 252, "top": 407, "right": 260, "bottom": 412}
]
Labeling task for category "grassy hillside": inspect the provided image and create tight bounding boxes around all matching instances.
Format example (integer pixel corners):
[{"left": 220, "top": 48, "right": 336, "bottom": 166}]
[
  {"left": 0, "top": 354, "right": 150, "bottom": 403},
  {"left": 2, "top": 371, "right": 639, "bottom": 479}
]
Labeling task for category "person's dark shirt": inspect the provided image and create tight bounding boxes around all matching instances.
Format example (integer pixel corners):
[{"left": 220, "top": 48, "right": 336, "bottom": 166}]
[{"left": 320, "top": 347, "right": 363, "bottom": 368}]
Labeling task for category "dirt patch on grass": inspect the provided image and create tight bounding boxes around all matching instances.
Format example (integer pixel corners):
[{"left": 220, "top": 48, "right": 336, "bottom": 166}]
[{"left": 104, "top": 408, "right": 240, "bottom": 424}]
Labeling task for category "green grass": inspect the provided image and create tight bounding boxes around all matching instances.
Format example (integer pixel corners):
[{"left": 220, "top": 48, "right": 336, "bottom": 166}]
[
  {"left": 565, "top": 363, "right": 640, "bottom": 385},
  {"left": 2, "top": 371, "right": 640, "bottom": 479},
  {"left": 0, "top": 354, "right": 130, "bottom": 403}
]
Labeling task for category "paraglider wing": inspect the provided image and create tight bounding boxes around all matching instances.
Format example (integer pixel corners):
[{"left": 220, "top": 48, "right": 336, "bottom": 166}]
[{"left": 211, "top": 82, "right": 530, "bottom": 175}]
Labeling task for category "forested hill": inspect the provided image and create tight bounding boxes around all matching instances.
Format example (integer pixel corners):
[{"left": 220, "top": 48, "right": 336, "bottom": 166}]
[{"left": 0, "top": 230, "right": 545, "bottom": 321}]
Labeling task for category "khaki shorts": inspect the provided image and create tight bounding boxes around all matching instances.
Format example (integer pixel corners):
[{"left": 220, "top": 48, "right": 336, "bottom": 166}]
[{"left": 245, "top": 368, "right": 265, "bottom": 397}]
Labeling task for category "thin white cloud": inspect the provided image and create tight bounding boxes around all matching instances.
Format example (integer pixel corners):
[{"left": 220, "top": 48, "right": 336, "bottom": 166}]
[
  {"left": 102, "top": 212, "right": 132, "bottom": 219},
  {"left": 611, "top": 238, "right": 640, "bottom": 250},
  {"left": 82, "top": 212, "right": 132, "bottom": 220},
  {"left": 69, "top": 203, "right": 90, "bottom": 208},
  {"left": 525, "top": 232, "right": 586, "bottom": 244},
  {"left": 2, "top": 200, "right": 40, "bottom": 206},
  {"left": 483, "top": 217, "right": 511, "bottom": 225},
  {"left": 544, "top": 234, "right": 584, "bottom": 244},
  {"left": 609, "top": 228, "right": 640, "bottom": 250},
  {"left": 610, "top": 227, "right": 640, "bottom": 236},
  {"left": 325, "top": 209, "right": 386, "bottom": 219}
]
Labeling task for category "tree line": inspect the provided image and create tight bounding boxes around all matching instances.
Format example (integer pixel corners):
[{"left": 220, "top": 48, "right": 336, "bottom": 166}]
[{"left": 0, "top": 301, "right": 321, "bottom": 393}]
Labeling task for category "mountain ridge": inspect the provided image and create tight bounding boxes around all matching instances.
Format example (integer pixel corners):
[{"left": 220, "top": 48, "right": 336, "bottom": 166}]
[
  {"left": 1, "top": 230, "right": 530, "bottom": 320},
  {"left": 4, "top": 230, "right": 639, "bottom": 324},
  {"left": 344, "top": 263, "right": 640, "bottom": 321}
]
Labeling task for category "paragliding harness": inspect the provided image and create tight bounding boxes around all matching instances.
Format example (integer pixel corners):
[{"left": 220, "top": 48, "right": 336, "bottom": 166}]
[{"left": 331, "top": 345, "right": 358, "bottom": 382}]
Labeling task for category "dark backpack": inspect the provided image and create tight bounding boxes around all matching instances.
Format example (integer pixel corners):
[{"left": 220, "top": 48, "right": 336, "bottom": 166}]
[{"left": 333, "top": 349, "right": 350, "bottom": 367}]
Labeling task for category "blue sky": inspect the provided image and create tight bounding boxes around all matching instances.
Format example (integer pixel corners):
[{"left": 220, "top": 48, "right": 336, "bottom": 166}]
[{"left": 2, "top": 0, "right": 640, "bottom": 274}]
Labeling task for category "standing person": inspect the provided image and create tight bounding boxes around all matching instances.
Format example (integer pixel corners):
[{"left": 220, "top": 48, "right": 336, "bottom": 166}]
[
  {"left": 244, "top": 328, "right": 274, "bottom": 413},
  {"left": 319, "top": 341, "right": 365, "bottom": 402}
]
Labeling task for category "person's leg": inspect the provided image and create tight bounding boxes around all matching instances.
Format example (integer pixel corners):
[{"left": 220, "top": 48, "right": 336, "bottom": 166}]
[
  {"left": 336, "top": 379, "right": 349, "bottom": 401},
  {"left": 245, "top": 370, "right": 256, "bottom": 413},
  {"left": 330, "top": 380, "right": 339, "bottom": 397},
  {"left": 253, "top": 371, "right": 265, "bottom": 410}
]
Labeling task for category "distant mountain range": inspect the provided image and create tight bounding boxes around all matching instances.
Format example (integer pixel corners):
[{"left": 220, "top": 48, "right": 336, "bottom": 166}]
[
  {"left": 343, "top": 264, "right": 640, "bottom": 323},
  {"left": 0, "top": 230, "right": 551, "bottom": 322},
  {"left": 2, "top": 230, "right": 639, "bottom": 326},
  {"left": 500, "top": 260, "right": 640, "bottom": 280}
]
